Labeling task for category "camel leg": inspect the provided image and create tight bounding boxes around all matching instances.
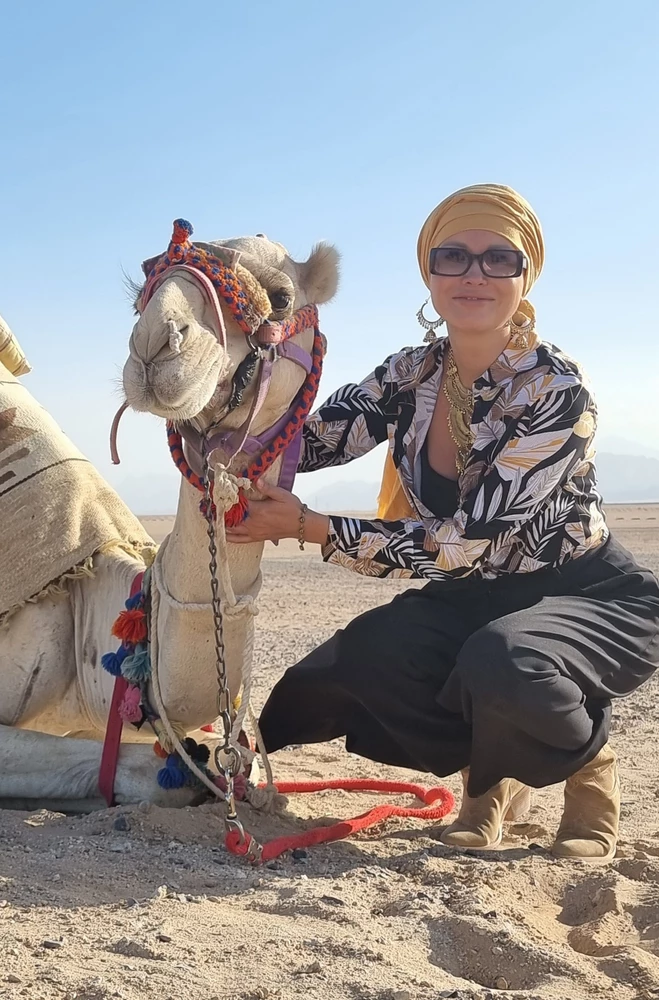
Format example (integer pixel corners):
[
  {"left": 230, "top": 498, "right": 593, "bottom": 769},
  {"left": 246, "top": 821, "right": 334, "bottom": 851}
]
[{"left": 0, "top": 725, "right": 201, "bottom": 811}]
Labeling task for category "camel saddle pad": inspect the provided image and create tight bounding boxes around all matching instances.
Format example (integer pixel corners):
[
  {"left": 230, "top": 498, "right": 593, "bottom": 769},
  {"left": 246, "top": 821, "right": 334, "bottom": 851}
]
[{"left": 0, "top": 361, "right": 155, "bottom": 620}]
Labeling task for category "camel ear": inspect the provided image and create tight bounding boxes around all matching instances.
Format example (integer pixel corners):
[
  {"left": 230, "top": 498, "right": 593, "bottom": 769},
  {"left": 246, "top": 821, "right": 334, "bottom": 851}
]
[{"left": 299, "top": 242, "right": 340, "bottom": 305}]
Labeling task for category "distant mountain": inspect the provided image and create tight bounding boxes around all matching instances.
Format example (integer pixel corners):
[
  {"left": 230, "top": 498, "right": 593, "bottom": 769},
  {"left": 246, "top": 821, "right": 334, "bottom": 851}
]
[
  {"left": 299, "top": 452, "right": 659, "bottom": 512},
  {"left": 596, "top": 453, "right": 659, "bottom": 503},
  {"left": 596, "top": 435, "right": 659, "bottom": 460},
  {"left": 302, "top": 479, "right": 379, "bottom": 513},
  {"left": 112, "top": 452, "right": 659, "bottom": 516},
  {"left": 115, "top": 474, "right": 180, "bottom": 515}
]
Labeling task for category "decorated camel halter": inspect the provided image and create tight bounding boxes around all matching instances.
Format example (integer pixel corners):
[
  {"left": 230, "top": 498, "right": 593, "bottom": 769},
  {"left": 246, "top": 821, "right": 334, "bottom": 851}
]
[{"left": 111, "top": 219, "right": 324, "bottom": 527}]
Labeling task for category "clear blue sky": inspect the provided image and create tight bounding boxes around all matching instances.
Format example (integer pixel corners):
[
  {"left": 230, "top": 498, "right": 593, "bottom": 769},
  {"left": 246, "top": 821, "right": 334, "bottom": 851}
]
[{"left": 2, "top": 0, "right": 658, "bottom": 511}]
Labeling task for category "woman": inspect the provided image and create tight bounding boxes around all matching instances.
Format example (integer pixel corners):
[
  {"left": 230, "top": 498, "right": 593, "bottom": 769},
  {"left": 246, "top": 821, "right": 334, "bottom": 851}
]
[{"left": 228, "top": 184, "right": 659, "bottom": 863}]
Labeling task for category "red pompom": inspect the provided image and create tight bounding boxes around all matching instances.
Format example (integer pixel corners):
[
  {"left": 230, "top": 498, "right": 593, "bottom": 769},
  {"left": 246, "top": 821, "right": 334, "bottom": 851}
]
[
  {"left": 111, "top": 608, "right": 148, "bottom": 645},
  {"left": 224, "top": 490, "right": 249, "bottom": 528},
  {"left": 153, "top": 741, "right": 168, "bottom": 759}
]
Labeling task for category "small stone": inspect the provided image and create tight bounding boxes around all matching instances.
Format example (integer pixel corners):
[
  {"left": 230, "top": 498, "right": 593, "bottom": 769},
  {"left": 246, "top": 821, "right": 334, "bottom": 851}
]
[
  {"left": 392, "top": 991, "right": 412, "bottom": 1000},
  {"left": 292, "top": 848, "right": 308, "bottom": 861},
  {"left": 491, "top": 945, "right": 504, "bottom": 955},
  {"left": 296, "top": 960, "right": 323, "bottom": 975},
  {"left": 7, "top": 975, "right": 22, "bottom": 984},
  {"left": 320, "top": 895, "right": 345, "bottom": 906},
  {"left": 42, "top": 939, "right": 63, "bottom": 950},
  {"left": 157, "top": 933, "right": 172, "bottom": 943},
  {"left": 107, "top": 840, "right": 131, "bottom": 853},
  {"left": 494, "top": 977, "right": 509, "bottom": 990},
  {"left": 51, "top": 874, "right": 61, "bottom": 883},
  {"left": 113, "top": 815, "right": 130, "bottom": 832}
]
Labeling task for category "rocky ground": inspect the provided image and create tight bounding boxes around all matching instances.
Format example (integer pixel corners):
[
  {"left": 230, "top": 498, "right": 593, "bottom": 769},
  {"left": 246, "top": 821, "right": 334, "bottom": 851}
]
[{"left": 1, "top": 510, "right": 658, "bottom": 1000}]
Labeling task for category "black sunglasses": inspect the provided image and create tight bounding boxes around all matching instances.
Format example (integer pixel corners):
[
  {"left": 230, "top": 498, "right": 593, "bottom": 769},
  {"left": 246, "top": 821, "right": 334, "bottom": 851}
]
[{"left": 429, "top": 246, "right": 527, "bottom": 278}]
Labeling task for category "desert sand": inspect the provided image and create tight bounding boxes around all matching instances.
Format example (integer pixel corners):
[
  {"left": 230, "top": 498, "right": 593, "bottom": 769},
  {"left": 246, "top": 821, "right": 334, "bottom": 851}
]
[{"left": 1, "top": 505, "right": 658, "bottom": 1000}]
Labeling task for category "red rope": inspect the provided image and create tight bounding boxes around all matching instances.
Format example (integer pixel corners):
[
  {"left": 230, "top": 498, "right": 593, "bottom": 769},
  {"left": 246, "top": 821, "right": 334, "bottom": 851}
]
[{"left": 225, "top": 779, "right": 455, "bottom": 863}]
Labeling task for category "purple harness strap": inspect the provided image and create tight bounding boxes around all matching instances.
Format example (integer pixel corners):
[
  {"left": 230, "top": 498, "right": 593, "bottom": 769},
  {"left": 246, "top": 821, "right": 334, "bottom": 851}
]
[{"left": 177, "top": 333, "right": 314, "bottom": 491}]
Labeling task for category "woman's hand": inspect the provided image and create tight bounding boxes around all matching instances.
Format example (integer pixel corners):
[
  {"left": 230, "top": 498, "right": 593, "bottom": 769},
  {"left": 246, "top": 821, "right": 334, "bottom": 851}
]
[{"left": 226, "top": 481, "right": 331, "bottom": 546}]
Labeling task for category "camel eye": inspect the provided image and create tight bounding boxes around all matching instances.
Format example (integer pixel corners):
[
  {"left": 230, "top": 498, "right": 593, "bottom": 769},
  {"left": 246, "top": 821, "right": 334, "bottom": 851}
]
[{"left": 270, "top": 290, "right": 291, "bottom": 311}]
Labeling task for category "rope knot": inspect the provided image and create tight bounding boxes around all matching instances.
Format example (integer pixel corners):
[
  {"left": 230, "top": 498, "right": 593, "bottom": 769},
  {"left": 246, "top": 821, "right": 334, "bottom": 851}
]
[
  {"left": 213, "top": 462, "right": 252, "bottom": 512},
  {"left": 213, "top": 462, "right": 252, "bottom": 528},
  {"left": 221, "top": 595, "right": 259, "bottom": 619}
]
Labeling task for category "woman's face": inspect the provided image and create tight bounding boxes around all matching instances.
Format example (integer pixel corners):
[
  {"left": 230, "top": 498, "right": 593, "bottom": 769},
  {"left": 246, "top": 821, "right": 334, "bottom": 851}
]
[{"left": 429, "top": 229, "right": 525, "bottom": 335}]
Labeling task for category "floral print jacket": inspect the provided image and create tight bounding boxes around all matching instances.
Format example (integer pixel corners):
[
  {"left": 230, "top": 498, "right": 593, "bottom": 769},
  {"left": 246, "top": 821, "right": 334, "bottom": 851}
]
[{"left": 299, "top": 335, "right": 608, "bottom": 580}]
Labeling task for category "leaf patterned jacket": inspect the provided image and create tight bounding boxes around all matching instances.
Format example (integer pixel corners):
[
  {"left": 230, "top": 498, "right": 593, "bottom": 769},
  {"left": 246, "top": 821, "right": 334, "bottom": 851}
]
[{"left": 299, "top": 334, "right": 608, "bottom": 580}]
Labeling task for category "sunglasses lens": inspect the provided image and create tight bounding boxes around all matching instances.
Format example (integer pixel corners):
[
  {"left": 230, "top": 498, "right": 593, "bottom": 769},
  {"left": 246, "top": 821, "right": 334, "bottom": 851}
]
[
  {"left": 482, "top": 249, "right": 521, "bottom": 277},
  {"left": 431, "top": 248, "right": 470, "bottom": 275}
]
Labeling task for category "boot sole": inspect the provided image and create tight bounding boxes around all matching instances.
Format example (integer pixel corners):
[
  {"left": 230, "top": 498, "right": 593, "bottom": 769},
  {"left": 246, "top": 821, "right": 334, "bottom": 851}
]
[
  {"left": 440, "top": 828, "right": 503, "bottom": 851},
  {"left": 550, "top": 845, "right": 617, "bottom": 865}
]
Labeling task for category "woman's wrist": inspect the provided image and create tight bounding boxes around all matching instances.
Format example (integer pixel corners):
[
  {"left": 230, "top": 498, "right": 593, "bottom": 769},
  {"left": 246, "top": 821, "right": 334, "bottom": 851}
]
[{"left": 299, "top": 509, "right": 331, "bottom": 546}]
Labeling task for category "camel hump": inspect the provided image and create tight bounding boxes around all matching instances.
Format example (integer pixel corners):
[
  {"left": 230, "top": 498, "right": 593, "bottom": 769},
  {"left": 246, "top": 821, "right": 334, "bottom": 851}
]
[{"left": 0, "top": 313, "right": 31, "bottom": 376}]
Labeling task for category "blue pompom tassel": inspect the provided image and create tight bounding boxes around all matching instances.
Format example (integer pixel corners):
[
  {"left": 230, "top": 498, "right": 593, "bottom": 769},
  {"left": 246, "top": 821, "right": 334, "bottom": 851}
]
[
  {"left": 121, "top": 645, "right": 151, "bottom": 683},
  {"left": 157, "top": 755, "right": 187, "bottom": 789},
  {"left": 101, "top": 645, "right": 129, "bottom": 677},
  {"left": 125, "top": 591, "right": 143, "bottom": 611},
  {"left": 173, "top": 218, "right": 193, "bottom": 237}
]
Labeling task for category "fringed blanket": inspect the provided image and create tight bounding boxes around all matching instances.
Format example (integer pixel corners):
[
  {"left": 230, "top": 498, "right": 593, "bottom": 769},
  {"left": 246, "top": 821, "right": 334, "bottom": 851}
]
[{"left": 0, "top": 362, "right": 156, "bottom": 624}]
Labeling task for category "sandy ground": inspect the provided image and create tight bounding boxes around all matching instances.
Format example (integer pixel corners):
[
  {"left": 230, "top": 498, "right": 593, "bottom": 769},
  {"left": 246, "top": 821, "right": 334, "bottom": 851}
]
[{"left": 1, "top": 506, "right": 659, "bottom": 1000}]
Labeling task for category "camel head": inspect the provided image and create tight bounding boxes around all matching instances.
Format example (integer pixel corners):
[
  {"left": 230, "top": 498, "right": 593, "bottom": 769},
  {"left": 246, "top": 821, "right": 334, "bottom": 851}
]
[{"left": 123, "top": 225, "right": 339, "bottom": 424}]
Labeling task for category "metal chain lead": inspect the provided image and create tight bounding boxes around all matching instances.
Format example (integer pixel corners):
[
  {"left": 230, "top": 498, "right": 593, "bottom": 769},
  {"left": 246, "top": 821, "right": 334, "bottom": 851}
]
[{"left": 201, "top": 446, "right": 243, "bottom": 834}]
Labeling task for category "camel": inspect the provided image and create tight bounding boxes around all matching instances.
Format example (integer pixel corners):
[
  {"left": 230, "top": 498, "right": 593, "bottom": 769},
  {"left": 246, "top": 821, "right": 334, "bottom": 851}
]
[{"left": 0, "top": 224, "right": 339, "bottom": 811}]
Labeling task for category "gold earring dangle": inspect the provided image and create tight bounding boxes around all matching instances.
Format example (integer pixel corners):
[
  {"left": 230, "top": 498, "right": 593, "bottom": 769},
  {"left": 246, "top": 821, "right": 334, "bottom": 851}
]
[
  {"left": 416, "top": 298, "right": 445, "bottom": 343},
  {"left": 509, "top": 315, "right": 536, "bottom": 349}
]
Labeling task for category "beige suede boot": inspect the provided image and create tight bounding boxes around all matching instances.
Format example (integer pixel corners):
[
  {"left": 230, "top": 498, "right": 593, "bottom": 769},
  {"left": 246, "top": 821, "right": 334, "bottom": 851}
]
[
  {"left": 440, "top": 770, "right": 531, "bottom": 850},
  {"left": 551, "top": 743, "right": 620, "bottom": 864}
]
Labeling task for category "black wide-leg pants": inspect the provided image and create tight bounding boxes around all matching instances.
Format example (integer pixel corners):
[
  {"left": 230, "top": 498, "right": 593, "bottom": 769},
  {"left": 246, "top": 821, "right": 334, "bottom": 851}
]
[{"left": 259, "top": 537, "right": 659, "bottom": 796}]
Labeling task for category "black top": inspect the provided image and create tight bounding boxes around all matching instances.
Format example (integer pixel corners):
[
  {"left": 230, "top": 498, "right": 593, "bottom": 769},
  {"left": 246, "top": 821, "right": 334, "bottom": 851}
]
[{"left": 419, "top": 438, "right": 460, "bottom": 519}]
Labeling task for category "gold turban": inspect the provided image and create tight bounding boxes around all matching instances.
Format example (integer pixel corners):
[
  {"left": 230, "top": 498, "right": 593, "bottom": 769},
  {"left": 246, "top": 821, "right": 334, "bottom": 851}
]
[
  {"left": 417, "top": 183, "right": 544, "bottom": 297},
  {"left": 377, "top": 184, "right": 544, "bottom": 522}
]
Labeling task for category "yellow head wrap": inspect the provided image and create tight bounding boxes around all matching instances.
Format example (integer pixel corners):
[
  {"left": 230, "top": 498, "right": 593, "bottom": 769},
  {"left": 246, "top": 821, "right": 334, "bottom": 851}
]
[
  {"left": 377, "top": 184, "right": 544, "bottom": 521},
  {"left": 417, "top": 183, "right": 544, "bottom": 328}
]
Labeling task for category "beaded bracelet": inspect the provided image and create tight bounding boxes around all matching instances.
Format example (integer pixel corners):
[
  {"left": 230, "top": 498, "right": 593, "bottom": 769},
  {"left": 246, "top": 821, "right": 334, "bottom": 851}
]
[{"left": 298, "top": 503, "right": 308, "bottom": 551}]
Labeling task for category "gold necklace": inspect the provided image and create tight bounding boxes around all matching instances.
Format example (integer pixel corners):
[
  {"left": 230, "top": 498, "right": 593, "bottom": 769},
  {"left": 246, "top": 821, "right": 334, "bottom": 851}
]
[{"left": 442, "top": 348, "right": 475, "bottom": 475}]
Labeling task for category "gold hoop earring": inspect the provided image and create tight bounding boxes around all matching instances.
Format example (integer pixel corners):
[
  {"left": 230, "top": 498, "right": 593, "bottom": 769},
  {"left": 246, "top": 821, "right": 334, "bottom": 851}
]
[
  {"left": 509, "top": 315, "right": 536, "bottom": 349},
  {"left": 416, "top": 298, "right": 445, "bottom": 343}
]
